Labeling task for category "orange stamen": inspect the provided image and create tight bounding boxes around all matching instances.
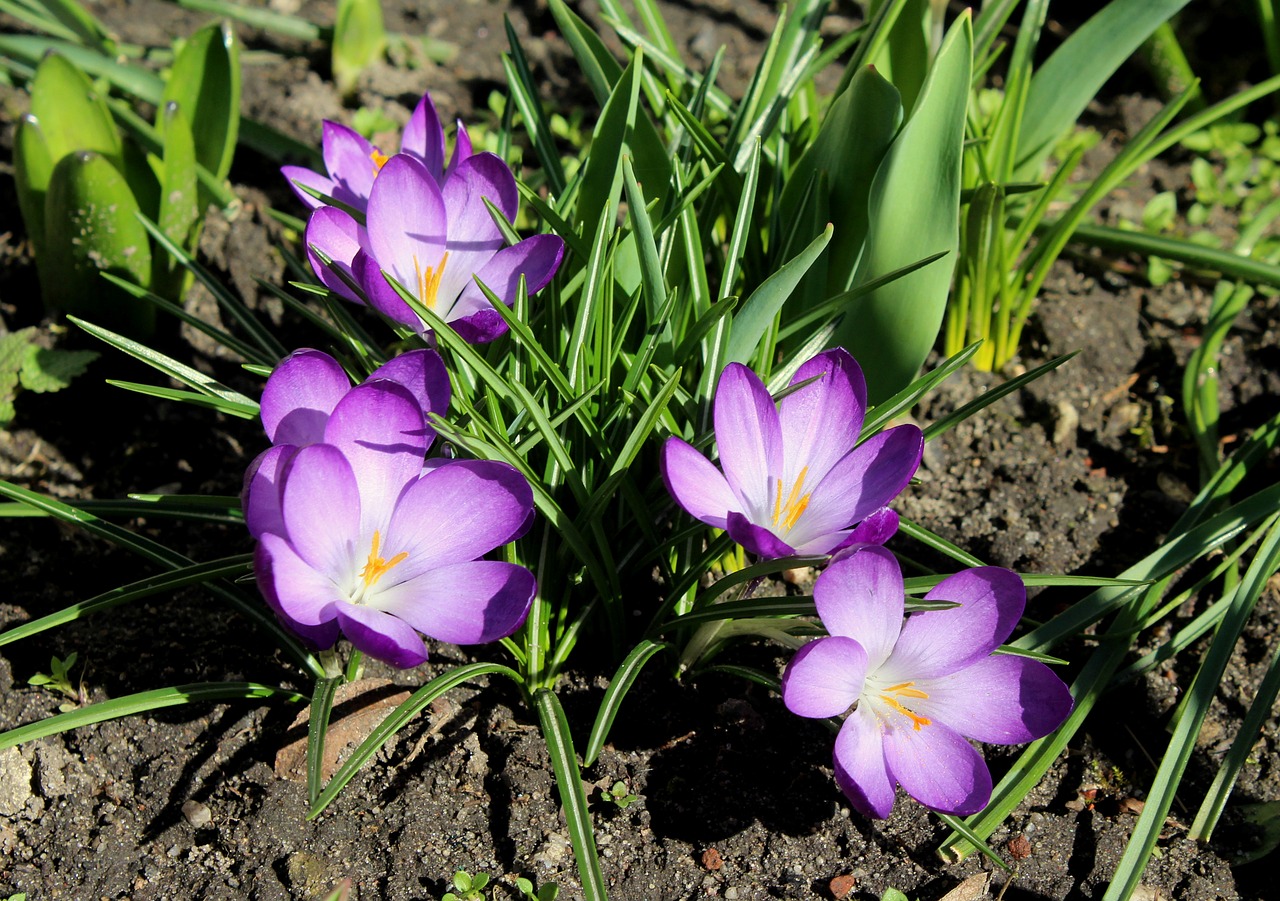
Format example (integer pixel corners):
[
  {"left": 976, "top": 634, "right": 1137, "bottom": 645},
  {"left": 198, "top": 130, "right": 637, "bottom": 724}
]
[
  {"left": 771, "top": 466, "right": 812, "bottom": 532},
  {"left": 358, "top": 531, "right": 409, "bottom": 590},
  {"left": 878, "top": 682, "right": 932, "bottom": 731},
  {"left": 412, "top": 251, "right": 451, "bottom": 308}
]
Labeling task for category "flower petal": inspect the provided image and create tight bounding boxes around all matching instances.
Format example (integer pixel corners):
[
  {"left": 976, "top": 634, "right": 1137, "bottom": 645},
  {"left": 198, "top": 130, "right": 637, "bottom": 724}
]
[
  {"left": 880, "top": 716, "right": 992, "bottom": 816},
  {"left": 261, "top": 348, "right": 352, "bottom": 445},
  {"left": 400, "top": 92, "right": 446, "bottom": 181},
  {"left": 281, "top": 165, "right": 332, "bottom": 211},
  {"left": 725, "top": 513, "right": 796, "bottom": 559},
  {"left": 793, "top": 507, "right": 900, "bottom": 556},
  {"left": 888, "top": 567, "right": 1026, "bottom": 680},
  {"left": 833, "top": 707, "right": 897, "bottom": 819},
  {"left": 660, "top": 437, "right": 739, "bottom": 530},
  {"left": 376, "top": 559, "right": 535, "bottom": 644},
  {"left": 713, "top": 363, "right": 783, "bottom": 521},
  {"left": 385, "top": 459, "right": 534, "bottom": 573},
  {"left": 323, "top": 382, "right": 427, "bottom": 533},
  {"left": 915, "top": 655, "right": 1074, "bottom": 744},
  {"left": 449, "top": 234, "right": 565, "bottom": 326},
  {"left": 335, "top": 602, "right": 428, "bottom": 668},
  {"left": 356, "top": 251, "right": 421, "bottom": 328},
  {"left": 368, "top": 348, "right": 450, "bottom": 419},
  {"left": 785, "top": 424, "right": 922, "bottom": 550},
  {"left": 243, "top": 445, "right": 295, "bottom": 539},
  {"left": 321, "top": 121, "right": 380, "bottom": 210},
  {"left": 441, "top": 152, "right": 518, "bottom": 245},
  {"left": 365, "top": 154, "right": 449, "bottom": 309},
  {"left": 779, "top": 349, "right": 866, "bottom": 485},
  {"left": 447, "top": 120, "right": 473, "bottom": 176},
  {"left": 254, "top": 538, "right": 341, "bottom": 647},
  {"left": 306, "top": 207, "right": 368, "bottom": 303},
  {"left": 782, "top": 636, "right": 867, "bottom": 719},
  {"left": 814, "top": 545, "right": 903, "bottom": 669},
  {"left": 278, "top": 444, "right": 361, "bottom": 576}
]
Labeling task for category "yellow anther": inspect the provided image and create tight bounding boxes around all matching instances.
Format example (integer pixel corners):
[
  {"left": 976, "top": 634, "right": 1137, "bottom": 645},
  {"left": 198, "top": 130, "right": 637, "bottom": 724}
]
[
  {"left": 358, "top": 531, "right": 408, "bottom": 590},
  {"left": 878, "top": 682, "right": 932, "bottom": 731},
  {"left": 771, "top": 466, "right": 812, "bottom": 532},
  {"left": 412, "top": 251, "right": 451, "bottom": 309},
  {"left": 370, "top": 148, "right": 391, "bottom": 176}
]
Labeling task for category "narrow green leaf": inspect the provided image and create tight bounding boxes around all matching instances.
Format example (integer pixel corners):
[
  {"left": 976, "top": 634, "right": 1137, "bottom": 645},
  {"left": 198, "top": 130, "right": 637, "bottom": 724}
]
[
  {"left": 533, "top": 689, "right": 608, "bottom": 901},
  {"left": 583, "top": 639, "right": 670, "bottom": 766},
  {"left": 307, "top": 675, "right": 344, "bottom": 806}
]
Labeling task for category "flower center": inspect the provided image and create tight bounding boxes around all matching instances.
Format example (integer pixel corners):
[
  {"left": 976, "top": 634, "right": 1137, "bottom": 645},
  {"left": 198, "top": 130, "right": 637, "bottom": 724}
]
[
  {"left": 772, "top": 466, "right": 812, "bottom": 533},
  {"left": 369, "top": 148, "right": 391, "bottom": 177},
  {"left": 357, "top": 530, "right": 408, "bottom": 598},
  {"left": 412, "top": 251, "right": 451, "bottom": 309},
  {"left": 877, "top": 681, "right": 932, "bottom": 731}
]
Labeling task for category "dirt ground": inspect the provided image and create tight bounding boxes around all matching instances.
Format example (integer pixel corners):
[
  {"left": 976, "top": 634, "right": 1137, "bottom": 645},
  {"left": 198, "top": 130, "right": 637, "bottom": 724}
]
[{"left": 1, "top": 1, "right": 1278, "bottom": 899}]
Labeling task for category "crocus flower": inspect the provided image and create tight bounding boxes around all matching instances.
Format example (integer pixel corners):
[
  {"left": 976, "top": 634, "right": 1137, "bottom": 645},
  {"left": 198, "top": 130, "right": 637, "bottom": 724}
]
[
  {"left": 345, "top": 153, "right": 564, "bottom": 343},
  {"left": 243, "top": 347, "right": 450, "bottom": 547},
  {"left": 281, "top": 92, "right": 473, "bottom": 213},
  {"left": 781, "top": 545, "right": 1074, "bottom": 818},
  {"left": 660, "top": 349, "right": 923, "bottom": 558},
  {"left": 247, "top": 379, "right": 536, "bottom": 667}
]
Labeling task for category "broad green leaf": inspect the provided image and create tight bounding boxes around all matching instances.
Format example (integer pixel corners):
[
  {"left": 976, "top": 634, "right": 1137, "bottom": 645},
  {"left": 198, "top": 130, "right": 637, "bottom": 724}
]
[
  {"left": 153, "top": 101, "right": 199, "bottom": 300},
  {"left": 779, "top": 64, "right": 902, "bottom": 303},
  {"left": 27, "top": 51, "right": 121, "bottom": 168},
  {"left": 332, "top": 0, "right": 386, "bottom": 97},
  {"left": 19, "top": 345, "right": 97, "bottom": 393},
  {"left": 1015, "top": 0, "right": 1193, "bottom": 178},
  {"left": 161, "top": 21, "right": 240, "bottom": 185},
  {"left": 42, "top": 151, "right": 154, "bottom": 337},
  {"left": 576, "top": 51, "right": 642, "bottom": 242},
  {"left": 835, "top": 10, "right": 971, "bottom": 402},
  {"left": 13, "top": 115, "right": 54, "bottom": 254},
  {"left": 865, "top": 0, "right": 932, "bottom": 113}
]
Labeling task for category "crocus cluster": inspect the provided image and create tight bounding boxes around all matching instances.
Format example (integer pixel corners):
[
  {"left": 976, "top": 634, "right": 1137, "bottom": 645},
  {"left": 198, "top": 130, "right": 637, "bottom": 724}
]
[
  {"left": 284, "top": 92, "right": 564, "bottom": 343},
  {"left": 661, "top": 349, "right": 923, "bottom": 558},
  {"left": 781, "top": 546, "right": 1073, "bottom": 818},
  {"left": 243, "top": 348, "right": 537, "bottom": 668}
]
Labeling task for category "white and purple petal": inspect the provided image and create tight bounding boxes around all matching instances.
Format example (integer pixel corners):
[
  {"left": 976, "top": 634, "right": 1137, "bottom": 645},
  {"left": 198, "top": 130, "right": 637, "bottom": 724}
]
[
  {"left": 277, "top": 444, "right": 362, "bottom": 578},
  {"left": 260, "top": 348, "right": 352, "bottom": 445},
  {"left": 369, "top": 348, "right": 451, "bottom": 438},
  {"left": 448, "top": 234, "right": 565, "bottom": 327},
  {"left": 914, "top": 655, "right": 1074, "bottom": 744},
  {"left": 335, "top": 602, "right": 428, "bottom": 668},
  {"left": 254, "top": 538, "right": 342, "bottom": 647},
  {"left": 833, "top": 707, "right": 898, "bottom": 819},
  {"left": 887, "top": 567, "right": 1027, "bottom": 681},
  {"left": 306, "top": 206, "right": 368, "bottom": 304},
  {"left": 713, "top": 363, "right": 783, "bottom": 521},
  {"left": 781, "top": 636, "right": 867, "bottom": 719},
  {"left": 281, "top": 165, "right": 333, "bottom": 212},
  {"left": 813, "top": 545, "right": 904, "bottom": 670},
  {"left": 321, "top": 120, "right": 381, "bottom": 210},
  {"left": 375, "top": 559, "right": 535, "bottom": 645},
  {"left": 879, "top": 715, "right": 992, "bottom": 816},
  {"left": 660, "top": 437, "right": 739, "bottom": 530},
  {"left": 778, "top": 349, "right": 866, "bottom": 487},
  {"left": 401, "top": 92, "right": 446, "bottom": 182}
]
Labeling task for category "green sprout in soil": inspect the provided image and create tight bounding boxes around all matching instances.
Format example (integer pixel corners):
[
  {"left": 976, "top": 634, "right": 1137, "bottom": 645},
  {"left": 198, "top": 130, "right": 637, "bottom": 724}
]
[
  {"left": 27, "top": 652, "right": 88, "bottom": 713},
  {"left": 442, "top": 869, "right": 489, "bottom": 901}
]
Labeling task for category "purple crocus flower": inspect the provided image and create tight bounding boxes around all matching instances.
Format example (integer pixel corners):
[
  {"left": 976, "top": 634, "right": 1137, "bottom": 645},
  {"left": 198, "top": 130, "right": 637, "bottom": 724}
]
[
  {"left": 281, "top": 92, "right": 473, "bottom": 213},
  {"left": 781, "top": 545, "right": 1074, "bottom": 818},
  {"left": 246, "top": 379, "right": 536, "bottom": 668},
  {"left": 660, "top": 349, "right": 923, "bottom": 558}
]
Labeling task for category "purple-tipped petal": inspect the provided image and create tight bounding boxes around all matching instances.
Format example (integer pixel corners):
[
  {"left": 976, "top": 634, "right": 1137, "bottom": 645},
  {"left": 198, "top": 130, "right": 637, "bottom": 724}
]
[
  {"left": 306, "top": 207, "right": 368, "bottom": 304},
  {"left": 385, "top": 459, "right": 535, "bottom": 573},
  {"left": 281, "top": 165, "right": 333, "bottom": 211},
  {"left": 787, "top": 424, "right": 922, "bottom": 549},
  {"left": 713, "top": 363, "right": 783, "bottom": 520},
  {"left": 660, "top": 437, "right": 739, "bottom": 530},
  {"left": 278, "top": 445, "right": 361, "bottom": 575},
  {"left": 365, "top": 155, "right": 449, "bottom": 310},
  {"left": 779, "top": 349, "right": 867, "bottom": 485},
  {"left": 449, "top": 234, "right": 565, "bottom": 324},
  {"left": 880, "top": 716, "right": 992, "bottom": 816},
  {"left": 261, "top": 348, "right": 353, "bottom": 445},
  {"left": 449, "top": 309, "right": 509, "bottom": 344},
  {"left": 441, "top": 153, "right": 519, "bottom": 245},
  {"left": 843, "top": 507, "right": 900, "bottom": 547},
  {"left": 322, "top": 120, "right": 381, "bottom": 210},
  {"left": 377, "top": 559, "right": 535, "bottom": 644},
  {"left": 887, "top": 567, "right": 1026, "bottom": 680},
  {"left": 782, "top": 636, "right": 867, "bottom": 719},
  {"left": 254, "top": 539, "right": 341, "bottom": 647},
  {"left": 323, "top": 383, "right": 427, "bottom": 532},
  {"left": 335, "top": 602, "right": 428, "bottom": 668},
  {"left": 356, "top": 252, "right": 422, "bottom": 328},
  {"left": 401, "top": 93, "right": 446, "bottom": 181},
  {"left": 369, "top": 348, "right": 451, "bottom": 428},
  {"left": 243, "top": 445, "right": 295, "bottom": 539},
  {"left": 448, "top": 120, "right": 473, "bottom": 176},
  {"left": 833, "top": 708, "right": 897, "bottom": 819},
  {"left": 916, "top": 656, "right": 1074, "bottom": 744},
  {"left": 726, "top": 513, "right": 796, "bottom": 559},
  {"left": 814, "top": 546, "right": 903, "bottom": 669}
]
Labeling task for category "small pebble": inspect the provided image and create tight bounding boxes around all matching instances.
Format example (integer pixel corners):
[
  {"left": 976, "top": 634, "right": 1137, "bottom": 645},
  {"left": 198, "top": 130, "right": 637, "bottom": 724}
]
[
  {"left": 182, "top": 800, "right": 212, "bottom": 828},
  {"left": 724, "top": 889, "right": 739, "bottom": 900}
]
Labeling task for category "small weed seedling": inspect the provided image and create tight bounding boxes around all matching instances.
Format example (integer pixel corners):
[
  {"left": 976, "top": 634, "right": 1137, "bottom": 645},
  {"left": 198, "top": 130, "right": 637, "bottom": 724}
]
[
  {"left": 442, "top": 870, "right": 489, "bottom": 901},
  {"left": 27, "top": 653, "right": 87, "bottom": 712},
  {"left": 515, "top": 876, "right": 559, "bottom": 901},
  {"left": 602, "top": 780, "right": 639, "bottom": 811}
]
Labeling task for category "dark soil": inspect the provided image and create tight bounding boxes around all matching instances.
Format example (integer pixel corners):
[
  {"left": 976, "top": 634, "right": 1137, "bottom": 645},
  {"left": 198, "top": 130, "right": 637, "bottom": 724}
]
[{"left": 1, "top": 2, "right": 1279, "bottom": 900}]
